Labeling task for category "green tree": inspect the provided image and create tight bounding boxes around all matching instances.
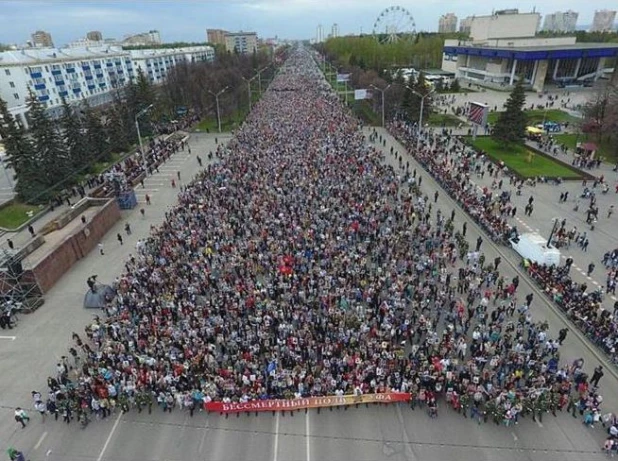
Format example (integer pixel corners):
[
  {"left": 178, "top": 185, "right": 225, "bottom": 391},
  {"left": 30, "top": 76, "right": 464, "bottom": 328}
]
[
  {"left": 60, "top": 97, "right": 90, "bottom": 172},
  {"left": 0, "top": 97, "right": 45, "bottom": 203},
  {"left": 82, "top": 99, "right": 110, "bottom": 163},
  {"left": 404, "top": 72, "right": 433, "bottom": 124},
  {"left": 492, "top": 79, "right": 527, "bottom": 144},
  {"left": 450, "top": 78, "right": 461, "bottom": 93},
  {"left": 26, "top": 90, "right": 74, "bottom": 198}
]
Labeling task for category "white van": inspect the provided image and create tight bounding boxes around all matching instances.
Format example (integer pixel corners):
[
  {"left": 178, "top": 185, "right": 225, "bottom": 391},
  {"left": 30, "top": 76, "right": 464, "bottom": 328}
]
[{"left": 510, "top": 232, "right": 561, "bottom": 266}]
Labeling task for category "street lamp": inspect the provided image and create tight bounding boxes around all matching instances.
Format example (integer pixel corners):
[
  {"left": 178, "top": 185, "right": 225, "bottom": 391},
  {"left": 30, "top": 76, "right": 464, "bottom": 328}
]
[
  {"left": 370, "top": 84, "right": 391, "bottom": 128},
  {"left": 547, "top": 217, "right": 561, "bottom": 247},
  {"left": 256, "top": 65, "right": 270, "bottom": 95},
  {"left": 241, "top": 74, "right": 259, "bottom": 111},
  {"left": 406, "top": 85, "right": 436, "bottom": 148},
  {"left": 208, "top": 86, "right": 229, "bottom": 133},
  {"left": 135, "top": 103, "right": 154, "bottom": 172}
]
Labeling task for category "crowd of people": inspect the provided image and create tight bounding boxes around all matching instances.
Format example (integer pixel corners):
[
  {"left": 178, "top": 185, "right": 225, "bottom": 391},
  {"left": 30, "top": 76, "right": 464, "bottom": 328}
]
[{"left": 29, "top": 50, "right": 616, "bottom": 451}]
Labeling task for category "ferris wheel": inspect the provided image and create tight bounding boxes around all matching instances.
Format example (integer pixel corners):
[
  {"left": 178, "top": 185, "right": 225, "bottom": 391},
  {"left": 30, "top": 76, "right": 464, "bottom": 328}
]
[{"left": 373, "top": 6, "right": 416, "bottom": 43}]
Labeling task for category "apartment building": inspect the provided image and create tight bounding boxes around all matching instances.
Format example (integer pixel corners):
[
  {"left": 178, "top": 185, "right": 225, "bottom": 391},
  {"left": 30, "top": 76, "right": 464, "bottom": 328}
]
[
  {"left": 542, "top": 10, "right": 579, "bottom": 32},
  {"left": 0, "top": 45, "right": 213, "bottom": 128},
  {"left": 224, "top": 32, "right": 258, "bottom": 54},
  {"left": 438, "top": 13, "right": 458, "bottom": 34},
  {"left": 30, "top": 30, "right": 54, "bottom": 48},
  {"left": 129, "top": 46, "right": 214, "bottom": 84}
]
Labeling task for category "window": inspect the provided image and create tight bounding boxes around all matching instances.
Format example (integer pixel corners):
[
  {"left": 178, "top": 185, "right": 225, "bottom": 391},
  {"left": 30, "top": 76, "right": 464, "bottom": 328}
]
[
  {"left": 4, "top": 69, "right": 10, "bottom": 76},
  {"left": 9, "top": 81, "right": 15, "bottom": 88},
  {"left": 13, "top": 93, "right": 19, "bottom": 100}
]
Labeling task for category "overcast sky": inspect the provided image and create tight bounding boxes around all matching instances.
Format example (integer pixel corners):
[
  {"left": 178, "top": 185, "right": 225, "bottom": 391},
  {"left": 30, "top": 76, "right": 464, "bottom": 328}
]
[{"left": 0, "top": 0, "right": 616, "bottom": 46}]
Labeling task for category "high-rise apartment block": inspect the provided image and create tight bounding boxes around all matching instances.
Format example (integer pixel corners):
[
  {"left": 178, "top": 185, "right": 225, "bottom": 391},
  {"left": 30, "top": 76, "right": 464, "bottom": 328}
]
[
  {"left": 207, "top": 29, "right": 227, "bottom": 45},
  {"left": 86, "top": 31, "right": 103, "bottom": 41},
  {"left": 31, "top": 30, "right": 54, "bottom": 48},
  {"left": 438, "top": 13, "right": 458, "bottom": 33},
  {"left": 459, "top": 16, "right": 474, "bottom": 34},
  {"left": 542, "top": 11, "right": 579, "bottom": 32},
  {"left": 224, "top": 32, "right": 258, "bottom": 54},
  {"left": 590, "top": 10, "right": 617, "bottom": 32}
]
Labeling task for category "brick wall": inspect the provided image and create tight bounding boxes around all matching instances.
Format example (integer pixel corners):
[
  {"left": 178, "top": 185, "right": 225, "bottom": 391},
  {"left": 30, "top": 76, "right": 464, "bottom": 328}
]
[{"left": 32, "top": 199, "right": 121, "bottom": 293}]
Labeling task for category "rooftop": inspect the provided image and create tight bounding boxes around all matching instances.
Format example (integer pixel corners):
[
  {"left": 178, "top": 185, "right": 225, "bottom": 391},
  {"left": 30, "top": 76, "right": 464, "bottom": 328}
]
[
  {"left": 0, "top": 46, "right": 128, "bottom": 65},
  {"left": 0, "top": 45, "right": 213, "bottom": 66},
  {"left": 444, "top": 41, "right": 618, "bottom": 60}
]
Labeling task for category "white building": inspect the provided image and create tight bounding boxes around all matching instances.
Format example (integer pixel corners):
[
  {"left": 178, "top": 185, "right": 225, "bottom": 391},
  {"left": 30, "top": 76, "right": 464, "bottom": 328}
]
[
  {"left": 122, "top": 30, "right": 162, "bottom": 46},
  {"left": 469, "top": 11, "right": 541, "bottom": 42},
  {"left": 590, "top": 10, "right": 617, "bottom": 32},
  {"left": 129, "top": 46, "right": 214, "bottom": 84},
  {"left": 438, "top": 13, "right": 458, "bottom": 34},
  {"left": 0, "top": 45, "right": 213, "bottom": 128},
  {"left": 542, "top": 10, "right": 579, "bottom": 32}
]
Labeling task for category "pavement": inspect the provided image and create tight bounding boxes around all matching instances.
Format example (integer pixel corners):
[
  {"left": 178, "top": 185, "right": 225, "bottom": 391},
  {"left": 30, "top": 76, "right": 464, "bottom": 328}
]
[{"left": 0, "top": 128, "right": 615, "bottom": 461}]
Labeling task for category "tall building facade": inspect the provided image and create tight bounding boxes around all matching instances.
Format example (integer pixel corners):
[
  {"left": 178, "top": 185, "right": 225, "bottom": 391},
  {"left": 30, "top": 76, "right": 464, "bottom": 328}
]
[
  {"left": 590, "top": 10, "right": 617, "bottom": 32},
  {"left": 224, "top": 32, "right": 258, "bottom": 54},
  {"left": 207, "top": 29, "right": 227, "bottom": 45},
  {"left": 438, "top": 13, "right": 458, "bottom": 33},
  {"left": 331, "top": 23, "right": 339, "bottom": 39},
  {"left": 31, "top": 30, "right": 53, "bottom": 48},
  {"left": 316, "top": 24, "right": 324, "bottom": 43},
  {"left": 542, "top": 11, "right": 579, "bottom": 32},
  {"left": 0, "top": 45, "right": 214, "bottom": 128},
  {"left": 86, "top": 31, "right": 103, "bottom": 41},
  {"left": 459, "top": 16, "right": 474, "bottom": 34}
]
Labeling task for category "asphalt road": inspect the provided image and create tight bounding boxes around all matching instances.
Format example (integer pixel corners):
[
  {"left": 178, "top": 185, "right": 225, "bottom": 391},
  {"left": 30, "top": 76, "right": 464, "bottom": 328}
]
[{"left": 0, "top": 129, "right": 615, "bottom": 461}]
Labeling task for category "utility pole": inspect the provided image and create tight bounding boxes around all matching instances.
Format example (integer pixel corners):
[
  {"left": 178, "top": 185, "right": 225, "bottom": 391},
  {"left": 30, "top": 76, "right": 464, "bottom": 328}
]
[{"left": 208, "top": 87, "right": 229, "bottom": 133}]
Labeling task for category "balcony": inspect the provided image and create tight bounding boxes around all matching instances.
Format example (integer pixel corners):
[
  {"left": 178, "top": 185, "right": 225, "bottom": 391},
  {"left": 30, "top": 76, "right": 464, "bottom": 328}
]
[
  {"left": 51, "top": 70, "right": 62, "bottom": 76},
  {"left": 54, "top": 79, "right": 65, "bottom": 85},
  {"left": 30, "top": 72, "right": 42, "bottom": 78},
  {"left": 34, "top": 83, "right": 46, "bottom": 90}
]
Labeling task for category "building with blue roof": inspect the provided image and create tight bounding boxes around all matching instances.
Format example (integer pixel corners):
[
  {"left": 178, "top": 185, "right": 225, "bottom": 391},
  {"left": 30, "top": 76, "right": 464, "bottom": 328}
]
[{"left": 441, "top": 10, "right": 618, "bottom": 91}]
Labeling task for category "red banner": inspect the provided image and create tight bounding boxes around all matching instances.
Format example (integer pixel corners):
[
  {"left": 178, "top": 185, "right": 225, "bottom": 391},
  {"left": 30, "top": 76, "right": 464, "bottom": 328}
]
[{"left": 205, "top": 392, "right": 410, "bottom": 414}]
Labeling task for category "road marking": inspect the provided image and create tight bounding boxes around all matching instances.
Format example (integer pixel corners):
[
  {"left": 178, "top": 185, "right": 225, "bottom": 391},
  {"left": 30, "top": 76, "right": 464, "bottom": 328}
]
[
  {"left": 306, "top": 410, "right": 311, "bottom": 461},
  {"left": 273, "top": 411, "right": 280, "bottom": 461},
  {"left": 34, "top": 431, "right": 47, "bottom": 450},
  {"left": 511, "top": 432, "right": 518, "bottom": 441},
  {"left": 135, "top": 189, "right": 159, "bottom": 193},
  {"left": 536, "top": 420, "right": 544, "bottom": 428},
  {"left": 96, "top": 411, "right": 122, "bottom": 461},
  {"left": 0, "top": 336, "right": 16, "bottom": 340},
  {"left": 198, "top": 417, "right": 209, "bottom": 453}
]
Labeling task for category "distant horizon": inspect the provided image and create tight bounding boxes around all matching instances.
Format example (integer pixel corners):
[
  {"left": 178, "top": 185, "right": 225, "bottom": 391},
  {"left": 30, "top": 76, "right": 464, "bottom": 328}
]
[{"left": 0, "top": 1, "right": 616, "bottom": 46}]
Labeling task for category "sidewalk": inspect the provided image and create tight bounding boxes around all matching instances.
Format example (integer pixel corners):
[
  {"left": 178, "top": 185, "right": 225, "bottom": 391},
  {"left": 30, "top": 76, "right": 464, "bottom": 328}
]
[{"left": 0, "top": 131, "right": 193, "bottom": 261}]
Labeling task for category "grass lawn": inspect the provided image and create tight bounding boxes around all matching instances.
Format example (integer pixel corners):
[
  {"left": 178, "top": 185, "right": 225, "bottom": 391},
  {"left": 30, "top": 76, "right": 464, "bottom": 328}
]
[
  {"left": 195, "top": 109, "right": 247, "bottom": 133},
  {"left": 468, "top": 137, "right": 583, "bottom": 179},
  {"left": 554, "top": 133, "right": 616, "bottom": 162},
  {"left": 0, "top": 202, "right": 42, "bottom": 229},
  {"left": 428, "top": 113, "right": 466, "bottom": 126},
  {"left": 487, "top": 109, "right": 579, "bottom": 126}
]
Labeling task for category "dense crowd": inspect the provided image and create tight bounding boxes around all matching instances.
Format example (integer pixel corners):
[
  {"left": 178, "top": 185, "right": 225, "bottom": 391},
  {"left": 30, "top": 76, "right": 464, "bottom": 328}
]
[{"left": 32, "top": 50, "right": 616, "bottom": 446}]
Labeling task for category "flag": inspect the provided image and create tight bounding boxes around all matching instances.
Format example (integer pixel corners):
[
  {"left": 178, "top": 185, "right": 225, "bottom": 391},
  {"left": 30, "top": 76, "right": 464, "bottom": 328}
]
[{"left": 354, "top": 89, "right": 370, "bottom": 100}]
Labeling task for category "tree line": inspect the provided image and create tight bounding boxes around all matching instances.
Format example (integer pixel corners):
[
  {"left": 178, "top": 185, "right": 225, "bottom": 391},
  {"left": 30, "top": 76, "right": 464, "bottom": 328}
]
[{"left": 0, "top": 49, "right": 279, "bottom": 205}]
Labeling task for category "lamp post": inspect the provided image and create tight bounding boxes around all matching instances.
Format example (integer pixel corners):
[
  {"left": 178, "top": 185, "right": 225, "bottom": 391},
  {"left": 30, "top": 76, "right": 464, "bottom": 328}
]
[
  {"left": 370, "top": 84, "right": 391, "bottom": 128},
  {"left": 241, "top": 75, "right": 259, "bottom": 111},
  {"left": 407, "top": 85, "right": 435, "bottom": 148},
  {"left": 208, "top": 86, "right": 229, "bottom": 133},
  {"left": 256, "top": 65, "right": 270, "bottom": 95},
  {"left": 135, "top": 103, "right": 154, "bottom": 172}
]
